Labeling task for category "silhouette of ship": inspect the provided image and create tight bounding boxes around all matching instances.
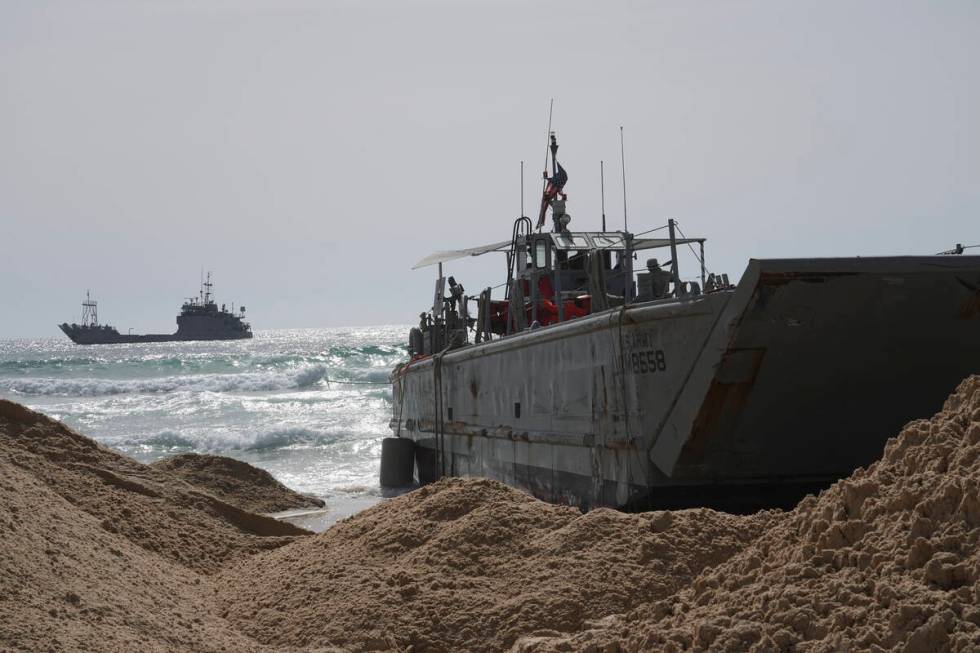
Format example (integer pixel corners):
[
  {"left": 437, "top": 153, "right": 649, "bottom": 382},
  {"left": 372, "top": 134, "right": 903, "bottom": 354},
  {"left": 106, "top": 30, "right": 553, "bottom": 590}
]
[{"left": 59, "top": 273, "right": 252, "bottom": 345}]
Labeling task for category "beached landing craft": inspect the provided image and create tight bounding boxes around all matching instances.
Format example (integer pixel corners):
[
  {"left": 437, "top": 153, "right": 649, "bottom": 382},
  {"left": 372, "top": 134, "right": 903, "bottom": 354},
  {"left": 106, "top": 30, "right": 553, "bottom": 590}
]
[{"left": 387, "top": 133, "right": 980, "bottom": 512}]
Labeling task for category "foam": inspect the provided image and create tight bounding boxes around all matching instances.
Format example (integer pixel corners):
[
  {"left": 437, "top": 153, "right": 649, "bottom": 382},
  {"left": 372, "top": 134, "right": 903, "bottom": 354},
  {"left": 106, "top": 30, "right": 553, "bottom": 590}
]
[
  {"left": 0, "top": 364, "right": 332, "bottom": 397},
  {"left": 116, "top": 426, "right": 342, "bottom": 453}
]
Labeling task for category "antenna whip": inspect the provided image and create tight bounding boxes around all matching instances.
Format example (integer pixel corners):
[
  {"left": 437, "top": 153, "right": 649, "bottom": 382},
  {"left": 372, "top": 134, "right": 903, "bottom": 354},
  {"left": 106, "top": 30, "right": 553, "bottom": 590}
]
[
  {"left": 600, "top": 160, "right": 606, "bottom": 231},
  {"left": 620, "top": 126, "right": 628, "bottom": 232}
]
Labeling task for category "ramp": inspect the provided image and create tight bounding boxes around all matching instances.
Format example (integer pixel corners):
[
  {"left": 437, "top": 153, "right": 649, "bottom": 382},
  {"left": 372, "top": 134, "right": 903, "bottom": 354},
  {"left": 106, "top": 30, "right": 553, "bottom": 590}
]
[{"left": 651, "top": 256, "right": 980, "bottom": 481}]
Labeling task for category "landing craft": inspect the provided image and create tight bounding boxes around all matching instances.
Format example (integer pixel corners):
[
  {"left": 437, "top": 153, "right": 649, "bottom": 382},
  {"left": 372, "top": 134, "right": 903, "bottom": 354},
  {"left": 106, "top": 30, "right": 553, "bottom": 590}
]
[
  {"left": 59, "top": 272, "right": 252, "bottom": 345},
  {"left": 387, "top": 133, "right": 980, "bottom": 512}
]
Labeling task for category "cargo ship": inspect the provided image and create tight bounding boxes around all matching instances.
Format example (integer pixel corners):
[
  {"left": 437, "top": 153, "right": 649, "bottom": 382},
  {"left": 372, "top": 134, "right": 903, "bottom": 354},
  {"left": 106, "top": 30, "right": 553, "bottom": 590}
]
[
  {"left": 59, "top": 273, "right": 252, "bottom": 345},
  {"left": 387, "top": 132, "right": 980, "bottom": 512}
]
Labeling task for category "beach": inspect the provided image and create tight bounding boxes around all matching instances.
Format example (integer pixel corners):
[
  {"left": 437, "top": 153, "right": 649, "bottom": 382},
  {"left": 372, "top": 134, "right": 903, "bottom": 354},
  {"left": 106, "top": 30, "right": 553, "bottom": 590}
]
[{"left": 1, "top": 376, "right": 978, "bottom": 651}]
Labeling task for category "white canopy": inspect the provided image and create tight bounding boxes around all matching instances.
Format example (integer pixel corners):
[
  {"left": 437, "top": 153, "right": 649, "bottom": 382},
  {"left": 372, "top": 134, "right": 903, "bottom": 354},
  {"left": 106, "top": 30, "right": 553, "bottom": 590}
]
[
  {"left": 633, "top": 237, "right": 705, "bottom": 251},
  {"left": 412, "top": 240, "right": 511, "bottom": 270},
  {"left": 412, "top": 235, "right": 706, "bottom": 269}
]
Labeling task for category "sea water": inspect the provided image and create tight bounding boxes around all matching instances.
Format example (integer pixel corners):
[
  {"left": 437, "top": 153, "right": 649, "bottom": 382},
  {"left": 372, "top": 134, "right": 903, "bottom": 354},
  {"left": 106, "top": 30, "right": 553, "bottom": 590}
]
[{"left": 0, "top": 327, "right": 408, "bottom": 523}]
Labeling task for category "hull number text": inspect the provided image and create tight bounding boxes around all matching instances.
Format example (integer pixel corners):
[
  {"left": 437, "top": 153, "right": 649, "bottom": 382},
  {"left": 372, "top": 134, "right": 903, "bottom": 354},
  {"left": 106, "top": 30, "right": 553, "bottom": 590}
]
[{"left": 628, "top": 350, "right": 666, "bottom": 374}]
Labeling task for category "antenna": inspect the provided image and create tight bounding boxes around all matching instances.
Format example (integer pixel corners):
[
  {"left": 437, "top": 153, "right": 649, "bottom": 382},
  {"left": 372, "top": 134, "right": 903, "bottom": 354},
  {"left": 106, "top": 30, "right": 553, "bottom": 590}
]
[
  {"left": 620, "top": 126, "right": 628, "bottom": 232},
  {"left": 204, "top": 271, "right": 214, "bottom": 305},
  {"left": 520, "top": 160, "right": 524, "bottom": 217},
  {"left": 600, "top": 160, "right": 606, "bottom": 231}
]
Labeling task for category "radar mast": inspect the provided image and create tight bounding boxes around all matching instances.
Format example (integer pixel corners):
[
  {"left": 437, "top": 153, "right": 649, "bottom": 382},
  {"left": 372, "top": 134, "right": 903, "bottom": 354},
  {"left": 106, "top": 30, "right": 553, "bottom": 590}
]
[{"left": 81, "top": 291, "right": 99, "bottom": 327}]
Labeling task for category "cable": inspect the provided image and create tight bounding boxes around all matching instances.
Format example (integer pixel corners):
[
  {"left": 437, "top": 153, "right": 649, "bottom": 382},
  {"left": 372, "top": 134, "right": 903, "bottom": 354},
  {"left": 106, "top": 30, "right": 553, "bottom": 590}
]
[
  {"left": 631, "top": 224, "right": 670, "bottom": 237},
  {"left": 674, "top": 223, "right": 705, "bottom": 266}
]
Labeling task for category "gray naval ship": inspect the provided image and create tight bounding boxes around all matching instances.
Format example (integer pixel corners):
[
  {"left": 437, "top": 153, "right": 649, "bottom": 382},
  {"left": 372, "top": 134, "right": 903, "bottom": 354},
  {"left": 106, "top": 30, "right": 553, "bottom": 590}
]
[
  {"left": 387, "top": 132, "right": 980, "bottom": 512},
  {"left": 59, "top": 273, "right": 252, "bottom": 345}
]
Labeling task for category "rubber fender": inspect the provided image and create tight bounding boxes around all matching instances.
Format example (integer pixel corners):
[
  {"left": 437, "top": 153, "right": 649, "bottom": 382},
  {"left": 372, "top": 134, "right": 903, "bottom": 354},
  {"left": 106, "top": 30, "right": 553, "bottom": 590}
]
[
  {"left": 408, "top": 328, "right": 424, "bottom": 356},
  {"left": 380, "top": 437, "right": 416, "bottom": 487},
  {"left": 414, "top": 439, "right": 440, "bottom": 485}
]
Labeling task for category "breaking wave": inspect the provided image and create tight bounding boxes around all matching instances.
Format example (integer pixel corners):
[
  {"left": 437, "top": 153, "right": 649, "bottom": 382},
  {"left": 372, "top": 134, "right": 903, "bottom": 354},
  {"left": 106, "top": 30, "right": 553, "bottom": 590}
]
[
  {"left": 0, "top": 364, "right": 333, "bottom": 397},
  {"left": 0, "top": 344, "right": 406, "bottom": 376},
  {"left": 246, "top": 427, "right": 341, "bottom": 450},
  {"left": 116, "top": 426, "right": 341, "bottom": 453},
  {"left": 139, "top": 431, "right": 198, "bottom": 450}
]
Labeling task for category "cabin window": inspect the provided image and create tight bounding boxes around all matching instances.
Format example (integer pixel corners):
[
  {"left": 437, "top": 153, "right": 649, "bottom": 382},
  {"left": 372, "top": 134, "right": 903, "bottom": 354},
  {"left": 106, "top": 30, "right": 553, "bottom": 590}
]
[
  {"left": 592, "top": 235, "right": 624, "bottom": 249},
  {"left": 534, "top": 240, "right": 548, "bottom": 269},
  {"left": 553, "top": 233, "right": 590, "bottom": 250}
]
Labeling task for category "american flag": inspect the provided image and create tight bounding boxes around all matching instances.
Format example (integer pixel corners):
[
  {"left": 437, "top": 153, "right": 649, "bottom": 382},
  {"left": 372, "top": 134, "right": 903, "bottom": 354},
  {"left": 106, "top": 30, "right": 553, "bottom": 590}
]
[{"left": 536, "top": 161, "right": 569, "bottom": 228}]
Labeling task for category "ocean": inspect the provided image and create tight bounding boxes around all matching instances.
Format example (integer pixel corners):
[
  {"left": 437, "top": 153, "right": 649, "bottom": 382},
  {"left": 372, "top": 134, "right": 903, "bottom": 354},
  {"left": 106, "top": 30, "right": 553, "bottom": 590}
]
[{"left": 0, "top": 327, "right": 409, "bottom": 525}]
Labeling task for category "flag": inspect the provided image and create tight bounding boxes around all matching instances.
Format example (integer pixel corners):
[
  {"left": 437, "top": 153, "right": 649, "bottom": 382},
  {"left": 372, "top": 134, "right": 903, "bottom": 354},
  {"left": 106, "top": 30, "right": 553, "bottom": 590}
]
[{"left": 536, "top": 161, "right": 569, "bottom": 228}]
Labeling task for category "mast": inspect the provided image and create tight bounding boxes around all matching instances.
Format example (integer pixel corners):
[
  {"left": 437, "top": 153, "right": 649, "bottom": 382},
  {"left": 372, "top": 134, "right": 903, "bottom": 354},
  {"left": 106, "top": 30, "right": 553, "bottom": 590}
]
[
  {"left": 668, "top": 219, "right": 681, "bottom": 292},
  {"left": 81, "top": 290, "right": 98, "bottom": 327},
  {"left": 549, "top": 132, "right": 559, "bottom": 181},
  {"left": 538, "top": 99, "right": 554, "bottom": 232}
]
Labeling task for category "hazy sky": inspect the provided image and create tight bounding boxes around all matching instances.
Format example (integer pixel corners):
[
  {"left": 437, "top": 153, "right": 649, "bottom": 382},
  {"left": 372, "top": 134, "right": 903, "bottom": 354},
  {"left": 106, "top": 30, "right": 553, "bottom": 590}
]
[{"left": 2, "top": 0, "right": 978, "bottom": 338}]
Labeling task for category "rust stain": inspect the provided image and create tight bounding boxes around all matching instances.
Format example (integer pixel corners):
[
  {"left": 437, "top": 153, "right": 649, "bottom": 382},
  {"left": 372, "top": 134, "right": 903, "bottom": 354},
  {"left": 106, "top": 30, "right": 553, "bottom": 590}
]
[
  {"left": 605, "top": 438, "right": 634, "bottom": 450},
  {"left": 600, "top": 366, "right": 609, "bottom": 414},
  {"left": 759, "top": 270, "right": 860, "bottom": 287},
  {"left": 956, "top": 276, "right": 980, "bottom": 318},
  {"left": 678, "top": 348, "right": 765, "bottom": 465}
]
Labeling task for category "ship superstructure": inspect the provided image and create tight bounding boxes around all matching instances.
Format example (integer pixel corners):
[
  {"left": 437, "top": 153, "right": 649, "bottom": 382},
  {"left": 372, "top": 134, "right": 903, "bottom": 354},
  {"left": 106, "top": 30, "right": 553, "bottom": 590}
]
[
  {"left": 388, "top": 132, "right": 980, "bottom": 512},
  {"left": 59, "top": 272, "right": 252, "bottom": 345}
]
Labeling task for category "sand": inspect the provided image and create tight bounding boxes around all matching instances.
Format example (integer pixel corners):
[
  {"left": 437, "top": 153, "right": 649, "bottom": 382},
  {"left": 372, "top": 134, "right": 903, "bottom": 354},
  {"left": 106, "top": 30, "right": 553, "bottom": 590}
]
[
  {"left": 0, "top": 461, "right": 268, "bottom": 652},
  {"left": 0, "top": 400, "right": 306, "bottom": 574},
  {"left": 519, "top": 375, "right": 980, "bottom": 652},
  {"left": 151, "top": 453, "right": 324, "bottom": 514},
  {"left": 3, "top": 377, "right": 979, "bottom": 652},
  {"left": 214, "top": 478, "right": 773, "bottom": 652},
  {"left": 0, "top": 401, "right": 313, "bottom": 652}
]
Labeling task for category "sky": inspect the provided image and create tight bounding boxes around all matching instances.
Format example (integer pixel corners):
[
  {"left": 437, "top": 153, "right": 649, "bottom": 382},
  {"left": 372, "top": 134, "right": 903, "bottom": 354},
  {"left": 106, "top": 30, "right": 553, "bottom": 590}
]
[{"left": 1, "top": 0, "right": 978, "bottom": 338}]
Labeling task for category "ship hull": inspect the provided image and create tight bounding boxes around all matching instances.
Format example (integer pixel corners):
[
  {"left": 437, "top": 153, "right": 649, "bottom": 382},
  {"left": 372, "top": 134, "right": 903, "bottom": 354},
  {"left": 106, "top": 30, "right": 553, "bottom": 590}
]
[
  {"left": 391, "top": 255, "right": 980, "bottom": 512},
  {"left": 58, "top": 324, "right": 252, "bottom": 345}
]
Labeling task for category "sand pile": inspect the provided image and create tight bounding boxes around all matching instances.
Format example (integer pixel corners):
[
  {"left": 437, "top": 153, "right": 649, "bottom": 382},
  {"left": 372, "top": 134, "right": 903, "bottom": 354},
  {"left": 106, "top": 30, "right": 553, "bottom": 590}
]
[
  {"left": 4, "top": 375, "right": 978, "bottom": 653},
  {"left": 0, "top": 461, "right": 268, "bottom": 652},
  {"left": 151, "top": 453, "right": 324, "bottom": 514},
  {"left": 0, "top": 400, "right": 306, "bottom": 574},
  {"left": 0, "top": 400, "right": 320, "bottom": 651},
  {"left": 522, "top": 375, "right": 980, "bottom": 653},
  {"left": 215, "top": 477, "right": 774, "bottom": 652}
]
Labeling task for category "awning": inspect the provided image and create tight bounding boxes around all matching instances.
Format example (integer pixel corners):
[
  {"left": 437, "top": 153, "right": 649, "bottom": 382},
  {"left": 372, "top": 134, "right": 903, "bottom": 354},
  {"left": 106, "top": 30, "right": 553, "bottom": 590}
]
[
  {"left": 412, "top": 240, "right": 512, "bottom": 270},
  {"left": 633, "top": 237, "right": 705, "bottom": 251}
]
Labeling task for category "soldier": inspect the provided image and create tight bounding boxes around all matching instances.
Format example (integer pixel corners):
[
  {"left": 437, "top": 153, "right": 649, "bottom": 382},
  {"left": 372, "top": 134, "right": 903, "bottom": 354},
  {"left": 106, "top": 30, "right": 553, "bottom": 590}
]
[{"left": 647, "top": 259, "right": 673, "bottom": 298}]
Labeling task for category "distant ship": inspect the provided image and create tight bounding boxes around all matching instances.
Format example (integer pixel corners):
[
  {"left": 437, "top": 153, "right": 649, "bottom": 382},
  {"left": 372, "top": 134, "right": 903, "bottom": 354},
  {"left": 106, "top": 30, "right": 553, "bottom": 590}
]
[{"left": 59, "top": 273, "right": 252, "bottom": 345}]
